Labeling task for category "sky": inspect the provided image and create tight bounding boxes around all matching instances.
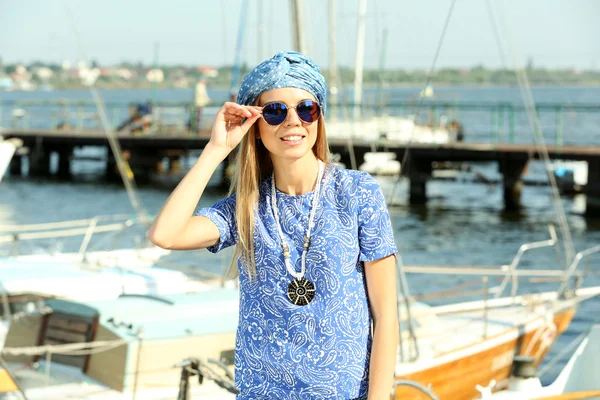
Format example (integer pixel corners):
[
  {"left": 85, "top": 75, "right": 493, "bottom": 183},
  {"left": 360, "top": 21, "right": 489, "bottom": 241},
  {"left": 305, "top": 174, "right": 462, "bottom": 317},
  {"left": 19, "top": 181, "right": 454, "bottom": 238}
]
[{"left": 1, "top": 0, "right": 599, "bottom": 70}]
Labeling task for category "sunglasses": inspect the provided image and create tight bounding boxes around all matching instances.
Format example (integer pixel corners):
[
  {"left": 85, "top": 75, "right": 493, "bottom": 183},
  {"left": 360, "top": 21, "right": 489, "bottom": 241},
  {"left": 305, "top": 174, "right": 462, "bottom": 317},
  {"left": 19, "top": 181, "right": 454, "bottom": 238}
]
[{"left": 261, "top": 100, "right": 321, "bottom": 126}]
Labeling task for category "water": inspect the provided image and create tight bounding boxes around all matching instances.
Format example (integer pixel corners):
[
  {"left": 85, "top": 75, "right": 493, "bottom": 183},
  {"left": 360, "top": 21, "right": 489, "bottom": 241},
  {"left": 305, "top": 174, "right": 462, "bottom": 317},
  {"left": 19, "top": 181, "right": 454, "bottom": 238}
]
[{"left": 1, "top": 86, "right": 600, "bottom": 385}]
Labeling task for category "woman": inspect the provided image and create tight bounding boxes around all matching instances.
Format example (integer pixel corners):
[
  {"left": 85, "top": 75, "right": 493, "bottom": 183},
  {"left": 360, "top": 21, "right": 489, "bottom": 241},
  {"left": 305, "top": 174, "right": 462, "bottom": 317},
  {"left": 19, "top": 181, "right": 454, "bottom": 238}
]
[{"left": 149, "top": 51, "right": 398, "bottom": 400}]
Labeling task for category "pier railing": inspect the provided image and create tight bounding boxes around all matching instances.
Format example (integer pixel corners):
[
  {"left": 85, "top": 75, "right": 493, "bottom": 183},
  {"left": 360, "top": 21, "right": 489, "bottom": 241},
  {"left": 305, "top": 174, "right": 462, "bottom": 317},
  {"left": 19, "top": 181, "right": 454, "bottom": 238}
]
[{"left": 2, "top": 99, "right": 598, "bottom": 146}]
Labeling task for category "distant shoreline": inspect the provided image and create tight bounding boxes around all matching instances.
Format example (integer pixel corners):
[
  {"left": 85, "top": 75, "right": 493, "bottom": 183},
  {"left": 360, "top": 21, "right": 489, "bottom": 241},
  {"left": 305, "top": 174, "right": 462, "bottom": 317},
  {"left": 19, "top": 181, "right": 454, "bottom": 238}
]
[{"left": 3, "top": 82, "right": 600, "bottom": 93}]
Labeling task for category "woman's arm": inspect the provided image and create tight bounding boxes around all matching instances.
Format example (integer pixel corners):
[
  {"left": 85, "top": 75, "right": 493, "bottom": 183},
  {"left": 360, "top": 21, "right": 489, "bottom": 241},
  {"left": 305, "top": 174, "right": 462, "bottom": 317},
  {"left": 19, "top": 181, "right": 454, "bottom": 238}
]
[
  {"left": 364, "top": 254, "right": 399, "bottom": 400},
  {"left": 148, "top": 103, "right": 261, "bottom": 250}
]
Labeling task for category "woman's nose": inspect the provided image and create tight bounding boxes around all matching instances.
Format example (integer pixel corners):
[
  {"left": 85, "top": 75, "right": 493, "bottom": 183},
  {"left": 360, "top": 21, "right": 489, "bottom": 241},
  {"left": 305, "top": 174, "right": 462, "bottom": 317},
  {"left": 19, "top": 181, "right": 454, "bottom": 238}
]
[{"left": 283, "top": 107, "right": 302, "bottom": 126}]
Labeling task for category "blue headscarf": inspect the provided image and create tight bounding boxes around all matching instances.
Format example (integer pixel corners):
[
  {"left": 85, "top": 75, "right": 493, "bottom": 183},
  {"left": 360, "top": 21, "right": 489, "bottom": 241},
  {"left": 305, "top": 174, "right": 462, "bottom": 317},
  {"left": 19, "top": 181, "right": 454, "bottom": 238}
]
[{"left": 236, "top": 50, "right": 327, "bottom": 115}]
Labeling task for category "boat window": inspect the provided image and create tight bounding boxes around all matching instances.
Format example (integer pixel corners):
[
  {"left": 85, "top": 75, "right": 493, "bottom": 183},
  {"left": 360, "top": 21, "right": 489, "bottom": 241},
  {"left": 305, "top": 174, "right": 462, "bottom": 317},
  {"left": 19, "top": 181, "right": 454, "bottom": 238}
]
[{"left": 37, "top": 310, "right": 99, "bottom": 372}]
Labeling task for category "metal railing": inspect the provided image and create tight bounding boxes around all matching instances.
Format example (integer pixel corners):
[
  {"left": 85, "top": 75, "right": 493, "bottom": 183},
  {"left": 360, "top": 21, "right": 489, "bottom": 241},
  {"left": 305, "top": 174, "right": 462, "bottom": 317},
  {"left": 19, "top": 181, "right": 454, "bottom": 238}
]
[
  {"left": 391, "top": 379, "right": 440, "bottom": 399},
  {"left": 1, "top": 99, "right": 218, "bottom": 136},
  {"left": 396, "top": 224, "right": 597, "bottom": 363},
  {"left": 2, "top": 99, "right": 598, "bottom": 146},
  {"left": 495, "top": 224, "right": 558, "bottom": 299},
  {"left": 0, "top": 214, "right": 145, "bottom": 258}
]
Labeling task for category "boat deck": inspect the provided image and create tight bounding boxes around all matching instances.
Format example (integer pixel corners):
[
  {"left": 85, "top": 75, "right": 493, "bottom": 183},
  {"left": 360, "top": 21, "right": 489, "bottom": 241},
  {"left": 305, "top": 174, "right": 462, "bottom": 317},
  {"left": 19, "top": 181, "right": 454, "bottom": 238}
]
[{"left": 5, "top": 360, "right": 236, "bottom": 400}]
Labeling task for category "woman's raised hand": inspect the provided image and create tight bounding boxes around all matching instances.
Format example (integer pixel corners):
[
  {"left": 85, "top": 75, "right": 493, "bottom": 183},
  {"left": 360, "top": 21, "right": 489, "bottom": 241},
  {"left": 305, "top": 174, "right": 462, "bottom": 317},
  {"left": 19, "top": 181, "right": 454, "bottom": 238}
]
[{"left": 209, "top": 102, "right": 262, "bottom": 154}]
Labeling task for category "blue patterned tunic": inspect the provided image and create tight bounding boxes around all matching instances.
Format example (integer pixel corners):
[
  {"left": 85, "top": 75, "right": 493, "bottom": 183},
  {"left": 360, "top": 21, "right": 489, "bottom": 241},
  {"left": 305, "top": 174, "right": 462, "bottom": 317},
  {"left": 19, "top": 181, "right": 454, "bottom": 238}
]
[{"left": 195, "top": 164, "right": 397, "bottom": 399}]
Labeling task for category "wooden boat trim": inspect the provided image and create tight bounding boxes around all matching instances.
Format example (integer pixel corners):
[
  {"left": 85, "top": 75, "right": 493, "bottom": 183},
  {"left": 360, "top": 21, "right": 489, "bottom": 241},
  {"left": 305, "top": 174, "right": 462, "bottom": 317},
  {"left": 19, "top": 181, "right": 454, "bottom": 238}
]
[
  {"left": 396, "top": 307, "right": 572, "bottom": 376},
  {"left": 394, "top": 309, "right": 575, "bottom": 399}
]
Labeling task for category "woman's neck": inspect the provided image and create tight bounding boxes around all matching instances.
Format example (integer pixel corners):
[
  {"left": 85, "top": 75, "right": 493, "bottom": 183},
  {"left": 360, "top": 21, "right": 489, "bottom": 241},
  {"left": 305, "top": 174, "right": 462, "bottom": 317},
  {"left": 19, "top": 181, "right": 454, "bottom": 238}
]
[{"left": 272, "top": 156, "right": 320, "bottom": 196}]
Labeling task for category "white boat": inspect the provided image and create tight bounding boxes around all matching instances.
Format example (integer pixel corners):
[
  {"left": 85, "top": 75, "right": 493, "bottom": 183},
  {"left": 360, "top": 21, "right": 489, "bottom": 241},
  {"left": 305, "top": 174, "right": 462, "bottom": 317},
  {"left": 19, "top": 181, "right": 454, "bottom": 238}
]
[
  {"left": 359, "top": 151, "right": 402, "bottom": 175},
  {"left": 552, "top": 161, "right": 588, "bottom": 193},
  {"left": 479, "top": 324, "right": 600, "bottom": 399},
  {"left": 0, "top": 215, "right": 228, "bottom": 349},
  {"left": 0, "top": 136, "right": 22, "bottom": 183},
  {"left": 1, "top": 290, "right": 239, "bottom": 399},
  {"left": 389, "top": 225, "right": 600, "bottom": 399},
  {"left": 2, "top": 219, "right": 600, "bottom": 399},
  {"left": 326, "top": 115, "right": 453, "bottom": 144}
]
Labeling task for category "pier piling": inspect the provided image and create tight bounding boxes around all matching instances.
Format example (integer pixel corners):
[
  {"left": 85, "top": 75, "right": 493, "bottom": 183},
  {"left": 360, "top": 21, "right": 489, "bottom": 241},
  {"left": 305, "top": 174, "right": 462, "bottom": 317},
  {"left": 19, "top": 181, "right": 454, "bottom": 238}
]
[
  {"left": 499, "top": 157, "right": 529, "bottom": 211},
  {"left": 407, "top": 157, "right": 432, "bottom": 205},
  {"left": 586, "top": 159, "right": 600, "bottom": 217},
  {"left": 56, "top": 147, "right": 72, "bottom": 178}
]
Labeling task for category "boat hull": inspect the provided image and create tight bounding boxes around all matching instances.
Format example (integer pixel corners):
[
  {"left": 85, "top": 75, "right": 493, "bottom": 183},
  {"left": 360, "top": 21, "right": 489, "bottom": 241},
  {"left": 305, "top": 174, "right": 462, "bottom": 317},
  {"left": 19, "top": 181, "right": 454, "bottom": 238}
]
[{"left": 393, "top": 307, "right": 575, "bottom": 399}]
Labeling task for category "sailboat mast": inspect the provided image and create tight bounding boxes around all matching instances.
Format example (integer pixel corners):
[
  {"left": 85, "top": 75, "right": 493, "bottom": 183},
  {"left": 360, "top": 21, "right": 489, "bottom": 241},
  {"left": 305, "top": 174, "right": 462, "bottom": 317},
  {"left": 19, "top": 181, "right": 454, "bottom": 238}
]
[
  {"left": 152, "top": 41, "right": 159, "bottom": 105},
  {"left": 328, "top": 0, "right": 338, "bottom": 108},
  {"left": 257, "top": 0, "right": 265, "bottom": 62},
  {"left": 353, "top": 0, "right": 367, "bottom": 118},
  {"left": 230, "top": 0, "right": 249, "bottom": 95},
  {"left": 290, "top": 0, "right": 307, "bottom": 54},
  {"left": 377, "top": 28, "right": 388, "bottom": 112}
]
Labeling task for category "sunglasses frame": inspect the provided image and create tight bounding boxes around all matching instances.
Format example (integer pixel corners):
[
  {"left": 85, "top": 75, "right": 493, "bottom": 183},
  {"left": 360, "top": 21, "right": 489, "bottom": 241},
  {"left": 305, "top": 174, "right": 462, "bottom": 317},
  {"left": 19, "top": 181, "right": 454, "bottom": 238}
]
[{"left": 260, "top": 99, "right": 321, "bottom": 126}]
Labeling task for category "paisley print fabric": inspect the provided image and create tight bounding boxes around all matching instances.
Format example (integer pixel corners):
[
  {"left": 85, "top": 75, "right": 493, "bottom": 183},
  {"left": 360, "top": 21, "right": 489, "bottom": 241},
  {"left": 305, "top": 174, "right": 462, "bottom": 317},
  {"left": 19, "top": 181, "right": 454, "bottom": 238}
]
[{"left": 195, "top": 164, "right": 397, "bottom": 399}]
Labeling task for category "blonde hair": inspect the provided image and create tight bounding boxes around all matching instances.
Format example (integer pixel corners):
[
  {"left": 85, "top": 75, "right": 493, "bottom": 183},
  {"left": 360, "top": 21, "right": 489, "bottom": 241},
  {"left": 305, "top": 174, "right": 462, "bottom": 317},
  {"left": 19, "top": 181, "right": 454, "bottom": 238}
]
[{"left": 226, "top": 115, "right": 331, "bottom": 279}]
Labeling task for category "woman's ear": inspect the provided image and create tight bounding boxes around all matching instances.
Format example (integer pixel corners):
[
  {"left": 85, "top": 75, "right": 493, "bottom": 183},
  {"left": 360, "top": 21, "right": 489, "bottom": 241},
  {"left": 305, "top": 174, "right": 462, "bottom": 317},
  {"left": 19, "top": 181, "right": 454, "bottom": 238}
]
[{"left": 254, "top": 98, "right": 262, "bottom": 140}]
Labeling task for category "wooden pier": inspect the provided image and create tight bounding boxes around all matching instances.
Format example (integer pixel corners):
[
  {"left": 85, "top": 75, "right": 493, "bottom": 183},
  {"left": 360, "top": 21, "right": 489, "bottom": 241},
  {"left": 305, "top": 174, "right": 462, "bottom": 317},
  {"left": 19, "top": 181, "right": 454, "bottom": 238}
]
[{"left": 3, "top": 128, "right": 600, "bottom": 216}]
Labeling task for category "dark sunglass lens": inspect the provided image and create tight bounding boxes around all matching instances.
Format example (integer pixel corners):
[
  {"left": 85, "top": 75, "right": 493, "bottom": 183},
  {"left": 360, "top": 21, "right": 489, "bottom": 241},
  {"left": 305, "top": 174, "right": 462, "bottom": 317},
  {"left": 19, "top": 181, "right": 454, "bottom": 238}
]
[
  {"left": 262, "top": 103, "right": 288, "bottom": 125},
  {"left": 296, "top": 100, "right": 320, "bottom": 123}
]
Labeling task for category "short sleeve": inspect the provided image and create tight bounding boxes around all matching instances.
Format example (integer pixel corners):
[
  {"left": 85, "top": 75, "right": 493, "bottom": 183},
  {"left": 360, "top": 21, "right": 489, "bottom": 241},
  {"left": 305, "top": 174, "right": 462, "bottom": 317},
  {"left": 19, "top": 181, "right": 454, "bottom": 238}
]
[
  {"left": 357, "top": 172, "right": 397, "bottom": 262},
  {"left": 194, "top": 194, "right": 238, "bottom": 253}
]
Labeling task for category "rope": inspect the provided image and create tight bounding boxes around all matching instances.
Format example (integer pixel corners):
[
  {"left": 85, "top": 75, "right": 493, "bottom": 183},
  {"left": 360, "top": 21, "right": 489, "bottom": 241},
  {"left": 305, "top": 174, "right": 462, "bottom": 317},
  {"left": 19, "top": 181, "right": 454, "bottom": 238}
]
[
  {"left": 55, "top": 340, "right": 129, "bottom": 356},
  {"left": 61, "top": 1, "right": 150, "bottom": 225},
  {"left": 484, "top": 0, "right": 508, "bottom": 69},
  {"left": 389, "top": 0, "right": 457, "bottom": 205},
  {"left": 1, "top": 339, "right": 130, "bottom": 357},
  {"left": 492, "top": 2, "right": 576, "bottom": 272}
]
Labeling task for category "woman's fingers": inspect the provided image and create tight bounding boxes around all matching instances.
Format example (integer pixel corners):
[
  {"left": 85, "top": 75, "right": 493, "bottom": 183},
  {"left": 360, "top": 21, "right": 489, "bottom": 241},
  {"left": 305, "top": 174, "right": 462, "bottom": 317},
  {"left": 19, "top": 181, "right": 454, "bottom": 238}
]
[
  {"left": 224, "top": 102, "right": 255, "bottom": 118},
  {"left": 221, "top": 104, "right": 261, "bottom": 125},
  {"left": 210, "top": 103, "right": 261, "bottom": 151},
  {"left": 240, "top": 113, "right": 261, "bottom": 132}
]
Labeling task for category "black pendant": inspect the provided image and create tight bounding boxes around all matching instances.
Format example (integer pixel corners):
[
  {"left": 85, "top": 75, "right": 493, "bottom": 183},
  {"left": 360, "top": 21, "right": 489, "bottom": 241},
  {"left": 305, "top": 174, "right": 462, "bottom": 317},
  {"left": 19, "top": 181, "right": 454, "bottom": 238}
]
[{"left": 287, "top": 278, "right": 315, "bottom": 306}]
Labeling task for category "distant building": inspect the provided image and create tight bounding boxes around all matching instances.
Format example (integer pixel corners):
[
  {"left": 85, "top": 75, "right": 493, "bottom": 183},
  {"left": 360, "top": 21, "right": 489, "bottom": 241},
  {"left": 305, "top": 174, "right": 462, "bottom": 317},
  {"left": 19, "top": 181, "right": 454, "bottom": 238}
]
[
  {"left": 196, "top": 65, "right": 218, "bottom": 78},
  {"left": 117, "top": 68, "right": 134, "bottom": 80},
  {"left": 146, "top": 68, "right": 164, "bottom": 83},
  {"left": 9, "top": 65, "right": 34, "bottom": 90},
  {"left": 34, "top": 67, "right": 54, "bottom": 81}
]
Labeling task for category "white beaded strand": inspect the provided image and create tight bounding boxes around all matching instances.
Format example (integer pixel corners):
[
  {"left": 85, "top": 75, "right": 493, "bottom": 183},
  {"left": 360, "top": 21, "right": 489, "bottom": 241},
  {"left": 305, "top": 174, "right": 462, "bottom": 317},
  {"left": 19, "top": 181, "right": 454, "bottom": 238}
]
[{"left": 270, "top": 160, "right": 324, "bottom": 281}]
